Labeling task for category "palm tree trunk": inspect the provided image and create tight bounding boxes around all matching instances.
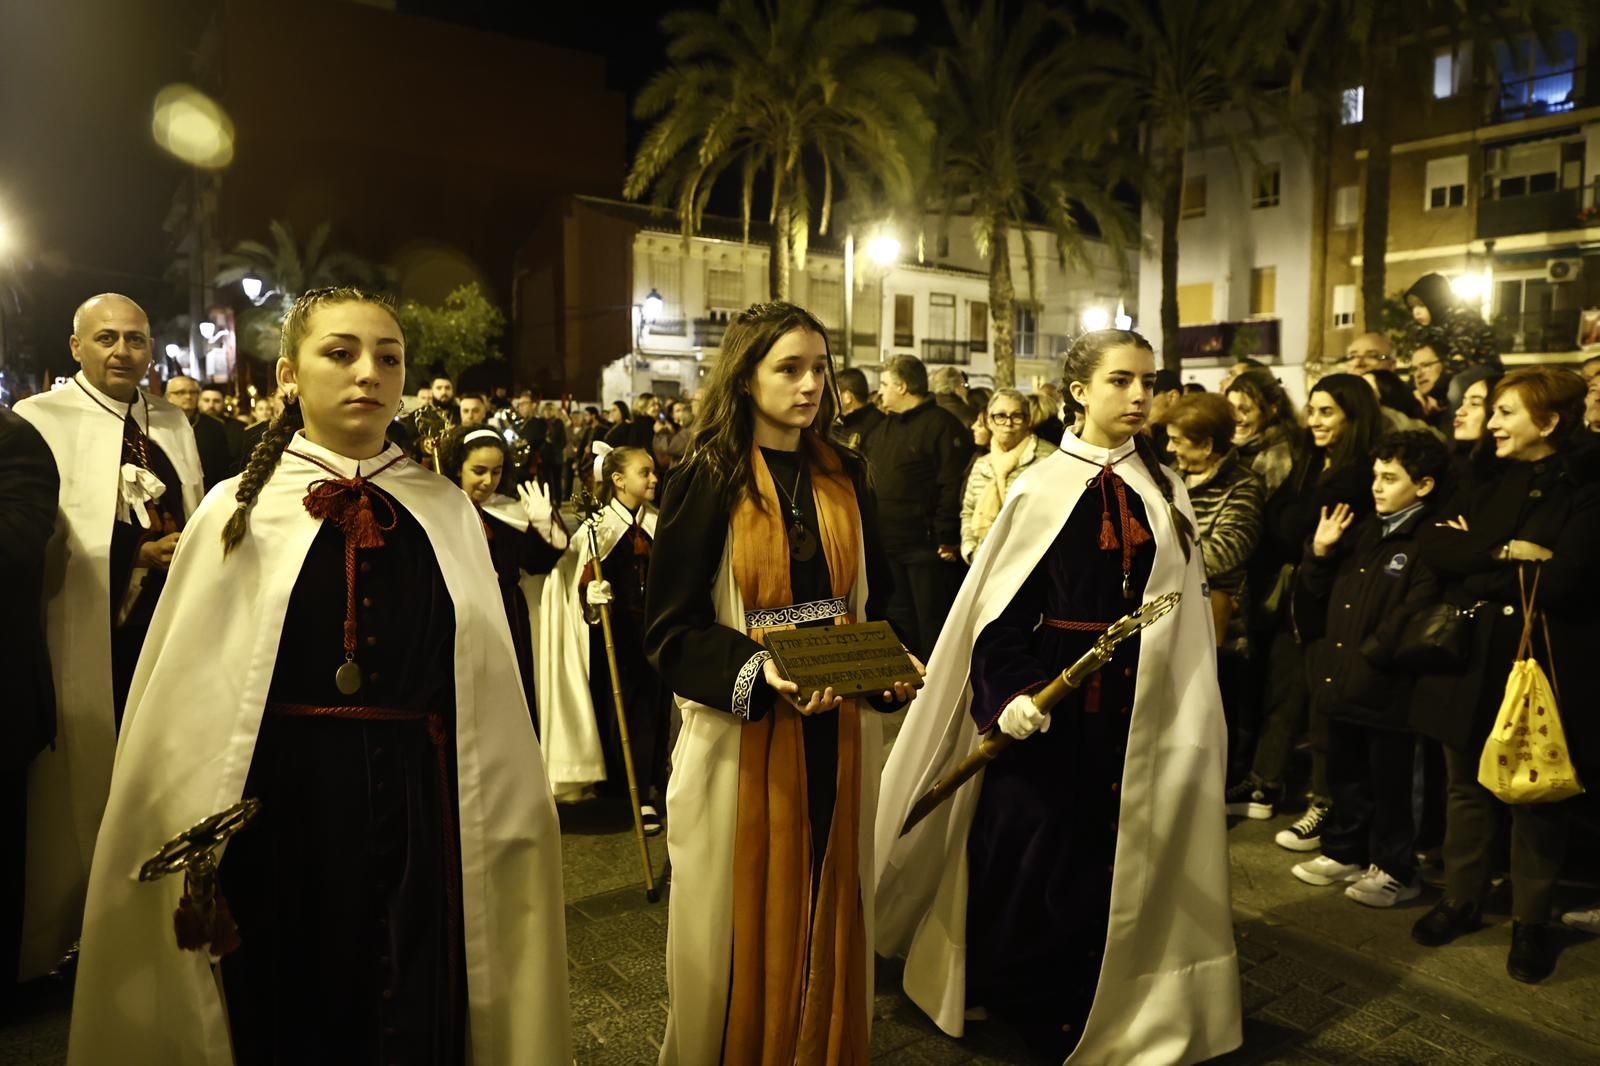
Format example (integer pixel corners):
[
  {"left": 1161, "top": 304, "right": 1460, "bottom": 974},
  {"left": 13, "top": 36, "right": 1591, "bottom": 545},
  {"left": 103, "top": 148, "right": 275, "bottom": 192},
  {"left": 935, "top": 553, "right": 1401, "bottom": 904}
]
[
  {"left": 1159, "top": 143, "right": 1184, "bottom": 372},
  {"left": 769, "top": 199, "right": 793, "bottom": 301},
  {"left": 1360, "top": 29, "right": 1393, "bottom": 332},
  {"left": 989, "top": 224, "right": 1016, "bottom": 388}
]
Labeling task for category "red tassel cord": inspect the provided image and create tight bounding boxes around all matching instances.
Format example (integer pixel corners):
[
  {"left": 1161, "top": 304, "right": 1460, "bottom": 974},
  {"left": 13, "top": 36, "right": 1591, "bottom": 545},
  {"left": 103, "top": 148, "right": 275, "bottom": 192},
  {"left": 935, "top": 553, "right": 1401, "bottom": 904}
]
[{"left": 1087, "top": 464, "right": 1152, "bottom": 592}]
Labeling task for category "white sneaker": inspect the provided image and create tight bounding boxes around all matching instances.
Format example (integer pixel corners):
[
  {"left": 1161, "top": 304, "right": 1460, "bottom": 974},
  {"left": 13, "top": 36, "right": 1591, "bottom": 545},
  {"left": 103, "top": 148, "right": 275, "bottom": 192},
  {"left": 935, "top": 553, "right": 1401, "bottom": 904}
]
[
  {"left": 1292, "top": 855, "right": 1365, "bottom": 886},
  {"left": 1561, "top": 904, "right": 1600, "bottom": 935},
  {"left": 1344, "top": 865, "right": 1421, "bottom": 908},
  {"left": 1275, "top": 803, "right": 1330, "bottom": 852}
]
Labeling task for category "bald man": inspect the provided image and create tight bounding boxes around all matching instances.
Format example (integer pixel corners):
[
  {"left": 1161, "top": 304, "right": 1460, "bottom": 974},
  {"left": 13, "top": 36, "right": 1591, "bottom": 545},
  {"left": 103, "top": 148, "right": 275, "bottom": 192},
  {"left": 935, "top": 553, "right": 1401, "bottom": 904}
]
[
  {"left": 13, "top": 293, "right": 203, "bottom": 979},
  {"left": 165, "top": 375, "right": 234, "bottom": 489},
  {"left": 1344, "top": 333, "right": 1396, "bottom": 374}
]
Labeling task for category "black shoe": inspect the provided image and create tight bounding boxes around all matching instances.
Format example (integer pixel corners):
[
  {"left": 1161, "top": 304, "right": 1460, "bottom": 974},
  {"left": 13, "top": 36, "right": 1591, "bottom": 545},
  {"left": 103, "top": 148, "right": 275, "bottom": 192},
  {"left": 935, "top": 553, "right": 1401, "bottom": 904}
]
[
  {"left": 1412, "top": 897, "right": 1482, "bottom": 947},
  {"left": 1224, "top": 778, "right": 1280, "bottom": 820},
  {"left": 1507, "top": 921, "right": 1558, "bottom": 984}
]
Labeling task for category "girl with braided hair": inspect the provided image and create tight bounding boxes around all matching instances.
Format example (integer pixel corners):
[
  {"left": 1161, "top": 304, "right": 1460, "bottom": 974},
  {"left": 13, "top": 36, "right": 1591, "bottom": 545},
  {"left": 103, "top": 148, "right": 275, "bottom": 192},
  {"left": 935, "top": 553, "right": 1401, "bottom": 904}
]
[
  {"left": 68, "top": 288, "right": 570, "bottom": 1065},
  {"left": 877, "top": 329, "right": 1240, "bottom": 1064}
]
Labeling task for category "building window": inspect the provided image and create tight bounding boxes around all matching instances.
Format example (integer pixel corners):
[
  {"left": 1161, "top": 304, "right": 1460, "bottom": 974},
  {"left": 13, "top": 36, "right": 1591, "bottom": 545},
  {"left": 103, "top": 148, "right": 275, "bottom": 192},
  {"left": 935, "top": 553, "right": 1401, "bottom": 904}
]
[
  {"left": 1181, "top": 175, "right": 1207, "bottom": 219},
  {"left": 808, "top": 276, "right": 842, "bottom": 327},
  {"left": 968, "top": 300, "right": 988, "bottom": 353},
  {"left": 1334, "top": 184, "right": 1360, "bottom": 228},
  {"left": 1484, "top": 140, "right": 1562, "bottom": 199},
  {"left": 1425, "top": 155, "right": 1468, "bottom": 210},
  {"left": 1433, "top": 45, "right": 1469, "bottom": 99},
  {"left": 1250, "top": 267, "right": 1277, "bottom": 317},
  {"left": 1492, "top": 31, "right": 1579, "bottom": 121},
  {"left": 705, "top": 267, "right": 745, "bottom": 311},
  {"left": 648, "top": 257, "right": 682, "bottom": 327},
  {"left": 928, "top": 292, "right": 956, "bottom": 340},
  {"left": 1252, "top": 163, "right": 1281, "bottom": 209},
  {"left": 936, "top": 235, "right": 951, "bottom": 258},
  {"left": 893, "top": 293, "right": 915, "bottom": 347},
  {"left": 1177, "top": 282, "right": 1213, "bottom": 326},
  {"left": 1341, "top": 86, "right": 1364, "bottom": 125},
  {"left": 1332, "top": 284, "right": 1356, "bottom": 330},
  {"left": 1014, "top": 304, "right": 1037, "bottom": 357}
]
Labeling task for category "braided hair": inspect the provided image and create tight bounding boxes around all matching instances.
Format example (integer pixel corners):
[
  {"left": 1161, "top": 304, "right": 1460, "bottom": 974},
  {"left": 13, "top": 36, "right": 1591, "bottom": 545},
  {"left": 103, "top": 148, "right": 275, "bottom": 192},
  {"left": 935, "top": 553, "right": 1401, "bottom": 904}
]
[
  {"left": 220, "top": 286, "right": 403, "bottom": 556},
  {"left": 1061, "top": 329, "right": 1195, "bottom": 557}
]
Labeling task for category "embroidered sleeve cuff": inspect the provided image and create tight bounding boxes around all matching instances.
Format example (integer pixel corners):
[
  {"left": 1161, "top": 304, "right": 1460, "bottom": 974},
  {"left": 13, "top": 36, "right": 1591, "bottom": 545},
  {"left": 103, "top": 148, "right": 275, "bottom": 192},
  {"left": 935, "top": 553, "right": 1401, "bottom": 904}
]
[{"left": 732, "top": 650, "right": 772, "bottom": 721}]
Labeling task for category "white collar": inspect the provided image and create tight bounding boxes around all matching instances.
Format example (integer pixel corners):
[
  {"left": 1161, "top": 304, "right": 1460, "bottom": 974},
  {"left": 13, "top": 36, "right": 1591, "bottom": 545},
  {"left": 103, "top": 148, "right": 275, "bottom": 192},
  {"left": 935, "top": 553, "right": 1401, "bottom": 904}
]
[
  {"left": 607, "top": 498, "right": 642, "bottom": 526},
  {"left": 285, "top": 431, "right": 406, "bottom": 480},
  {"left": 75, "top": 371, "right": 149, "bottom": 432},
  {"left": 1057, "top": 428, "right": 1137, "bottom": 468}
]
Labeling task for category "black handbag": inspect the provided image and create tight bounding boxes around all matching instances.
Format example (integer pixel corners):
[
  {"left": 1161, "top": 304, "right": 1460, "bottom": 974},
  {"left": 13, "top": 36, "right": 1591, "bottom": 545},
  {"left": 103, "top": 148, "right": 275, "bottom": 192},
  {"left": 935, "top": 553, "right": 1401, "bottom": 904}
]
[{"left": 1394, "top": 601, "right": 1487, "bottom": 672}]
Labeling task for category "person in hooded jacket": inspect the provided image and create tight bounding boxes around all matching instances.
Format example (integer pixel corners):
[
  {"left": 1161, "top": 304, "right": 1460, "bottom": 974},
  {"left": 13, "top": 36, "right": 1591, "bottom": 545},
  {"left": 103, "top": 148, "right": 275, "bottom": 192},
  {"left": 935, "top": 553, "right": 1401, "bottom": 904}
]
[{"left": 1404, "top": 273, "right": 1501, "bottom": 391}]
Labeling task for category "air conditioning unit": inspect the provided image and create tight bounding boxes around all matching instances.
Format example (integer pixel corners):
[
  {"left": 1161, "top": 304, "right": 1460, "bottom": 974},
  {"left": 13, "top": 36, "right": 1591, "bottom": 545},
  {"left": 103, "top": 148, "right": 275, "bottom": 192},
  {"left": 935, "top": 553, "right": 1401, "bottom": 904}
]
[{"left": 1547, "top": 258, "right": 1582, "bottom": 283}]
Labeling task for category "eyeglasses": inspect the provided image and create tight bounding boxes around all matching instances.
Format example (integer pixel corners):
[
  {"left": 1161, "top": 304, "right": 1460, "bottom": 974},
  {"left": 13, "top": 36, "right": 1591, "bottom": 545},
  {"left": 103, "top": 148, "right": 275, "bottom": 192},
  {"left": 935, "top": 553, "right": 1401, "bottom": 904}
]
[{"left": 987, "top": 412, "right": 1027, "bottom": 426}]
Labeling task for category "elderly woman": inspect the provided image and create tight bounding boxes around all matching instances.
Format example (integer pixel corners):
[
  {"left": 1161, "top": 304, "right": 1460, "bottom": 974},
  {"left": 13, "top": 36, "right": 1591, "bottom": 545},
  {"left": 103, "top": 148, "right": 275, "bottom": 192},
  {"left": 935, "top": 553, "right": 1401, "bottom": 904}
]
[
  {"left": 959, "top": 388, "right": 1056, "bottom": 563},
  {"left": 1157, "top": 394, "right": 1267, "bottom": 780}
]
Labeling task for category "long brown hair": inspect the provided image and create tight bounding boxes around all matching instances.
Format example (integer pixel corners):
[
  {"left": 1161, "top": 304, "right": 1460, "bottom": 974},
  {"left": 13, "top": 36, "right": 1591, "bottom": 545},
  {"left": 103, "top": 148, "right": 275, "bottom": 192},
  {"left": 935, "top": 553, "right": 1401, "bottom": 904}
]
[
  {"left": 679, "top": 301, "right": 843, "bottom": 512},
  {"left": 220, "top": 286, "right": 404, "bottom": 555}
]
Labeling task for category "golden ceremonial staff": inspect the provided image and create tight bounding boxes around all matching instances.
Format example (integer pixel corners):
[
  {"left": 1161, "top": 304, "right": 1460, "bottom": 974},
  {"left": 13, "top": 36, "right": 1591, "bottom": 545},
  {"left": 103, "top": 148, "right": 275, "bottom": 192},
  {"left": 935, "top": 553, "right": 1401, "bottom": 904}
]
[
  {"left": 573, "top": 487, "right": 660, "bottom": 903},
  {"left": 900, "top": 592, "right": 1181, "bottom": 836}
]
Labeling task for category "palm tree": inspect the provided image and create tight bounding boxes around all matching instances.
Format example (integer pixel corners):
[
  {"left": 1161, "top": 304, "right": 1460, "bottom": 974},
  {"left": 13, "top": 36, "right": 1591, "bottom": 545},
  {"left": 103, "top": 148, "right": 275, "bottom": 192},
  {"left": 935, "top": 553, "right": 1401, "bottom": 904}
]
[
  {"left": 929, "top": 0, "right": 1135, "bottom": 387},
  {"left": 1289, "top": 0, "right": 1589, "bottom": 331},
  {"left": 213, "top": 220, "right": 383, "bottom": 359},
  {"left": 624, "top": 0, "right": 932, "bottom": 302},
  {"left": 1070, "top": 0, "right": 1295, "bottom": 370}
]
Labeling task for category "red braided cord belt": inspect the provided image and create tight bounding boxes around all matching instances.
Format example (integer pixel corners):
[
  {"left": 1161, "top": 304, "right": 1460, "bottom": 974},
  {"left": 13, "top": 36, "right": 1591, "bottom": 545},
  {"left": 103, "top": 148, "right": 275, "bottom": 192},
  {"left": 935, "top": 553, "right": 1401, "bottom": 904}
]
[{"left": 265, "top": 701, "right": 461, "bottom": 1031}]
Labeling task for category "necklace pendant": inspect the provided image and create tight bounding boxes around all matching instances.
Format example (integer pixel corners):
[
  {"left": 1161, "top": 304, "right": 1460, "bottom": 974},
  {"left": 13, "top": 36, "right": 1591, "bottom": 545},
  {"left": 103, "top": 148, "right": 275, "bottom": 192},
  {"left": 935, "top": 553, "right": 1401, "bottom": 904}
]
[
  {"left": 1121, "top": 572, "right": 1134, "bottom": 600},
  {"left": 788, "top": 521, "right": 817, "bottom": 562},
  {"left": 335, "top": 659, "right": 363, "bottom": 696}
]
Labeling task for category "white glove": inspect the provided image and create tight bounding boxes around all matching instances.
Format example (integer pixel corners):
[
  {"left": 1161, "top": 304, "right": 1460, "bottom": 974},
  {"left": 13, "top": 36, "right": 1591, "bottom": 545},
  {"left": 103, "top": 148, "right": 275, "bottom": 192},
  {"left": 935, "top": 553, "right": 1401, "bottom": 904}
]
[
  {"left": 518, "top": 481, "right": 568, "bottom": 549},
  {"left": 997, "top": 694, "right": 1050, "bottom": 740},
  {"left": 585, "top": 580, "right": 613, "bottom": 607}
]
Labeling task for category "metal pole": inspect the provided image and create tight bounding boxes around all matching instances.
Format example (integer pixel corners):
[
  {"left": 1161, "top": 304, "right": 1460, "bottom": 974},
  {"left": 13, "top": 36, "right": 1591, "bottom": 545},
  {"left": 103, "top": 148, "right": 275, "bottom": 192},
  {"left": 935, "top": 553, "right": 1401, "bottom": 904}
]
[{"left": 842, "top": 232, "right": 854, "bottom": 368}]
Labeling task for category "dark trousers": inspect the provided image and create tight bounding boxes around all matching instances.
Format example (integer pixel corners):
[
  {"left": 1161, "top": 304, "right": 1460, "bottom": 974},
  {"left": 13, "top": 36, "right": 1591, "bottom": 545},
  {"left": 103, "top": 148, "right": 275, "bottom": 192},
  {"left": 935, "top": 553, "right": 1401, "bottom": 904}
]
[
  {"left": 2, "top": 770, "right": 23, "bottom": 998},
  {"left": 884, "top": 550, "right": 964, "bottom": 661},
  {"left": 1218, "top": 649, "right": 1257, "bottom": 782},
  {"left": 1442, "top": 743, "right": 1570, "bottom": 924},
  {"left": 1321, "top": 720, "right": 1417, "bottom": 881},
  {"left": 1249, "top": 630, "right": 1328, "bottom": 798}
]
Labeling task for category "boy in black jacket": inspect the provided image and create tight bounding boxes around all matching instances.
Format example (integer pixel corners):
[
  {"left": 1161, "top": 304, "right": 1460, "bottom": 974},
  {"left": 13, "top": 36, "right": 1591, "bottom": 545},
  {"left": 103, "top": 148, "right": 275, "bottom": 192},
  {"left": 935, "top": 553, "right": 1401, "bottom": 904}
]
[{"left": 1288, "top": 431, "right": 1449, "bottom": 906}]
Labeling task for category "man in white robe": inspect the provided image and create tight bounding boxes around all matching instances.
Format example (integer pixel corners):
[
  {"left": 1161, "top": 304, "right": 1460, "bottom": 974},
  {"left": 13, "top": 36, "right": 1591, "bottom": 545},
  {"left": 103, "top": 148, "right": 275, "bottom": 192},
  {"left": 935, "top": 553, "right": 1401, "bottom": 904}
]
[{"left": 12, "top": 293, "right": 203, "bottom": 979}]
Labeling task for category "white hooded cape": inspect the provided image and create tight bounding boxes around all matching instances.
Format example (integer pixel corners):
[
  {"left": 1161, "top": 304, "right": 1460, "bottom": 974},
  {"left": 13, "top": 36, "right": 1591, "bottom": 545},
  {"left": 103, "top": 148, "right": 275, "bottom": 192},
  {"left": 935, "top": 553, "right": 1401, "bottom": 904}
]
[
  {"left": 13, "top": 375, "right": 203, "bottom": 979},
  {"left": 67, "top": 436, "right": 571, "bottom": 1065},
  {"left": 527, "top": 498, "right": 656, "bottom": 797},
  {"left": 873, "top": 431, "right": 1241, "bottom": 1066},
  {"left": 658, "top": 514, "right": 880, "bottom": 1066}
]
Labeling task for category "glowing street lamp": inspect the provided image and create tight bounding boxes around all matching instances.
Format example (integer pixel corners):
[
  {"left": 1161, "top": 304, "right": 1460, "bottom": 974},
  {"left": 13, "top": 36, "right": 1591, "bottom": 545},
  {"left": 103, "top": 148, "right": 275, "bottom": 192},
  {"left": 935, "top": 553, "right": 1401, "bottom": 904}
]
[
  {"left": 866, "top": 234, "right": 901, "bottom": 267},
  {"left": 1114, "top": 301, "right": 1133, "bottom": 330},
  {"left": 1450, "top": 272, "right": 1488, "bottom": 301},
  {"left": 165, "top": 343, "right": 183, "bottom": 361},
  {"left": 642, "top": 288, "right": 664, "bottom": 325},
  {"left": 1080, "top": 306, "right": 1111, "bottom": 332},
  {"left": 198, "top": 320, "right": 217, "bottom": 341},
  {"left": 241, "top": 275, "right": 264, "bottom": 302}
]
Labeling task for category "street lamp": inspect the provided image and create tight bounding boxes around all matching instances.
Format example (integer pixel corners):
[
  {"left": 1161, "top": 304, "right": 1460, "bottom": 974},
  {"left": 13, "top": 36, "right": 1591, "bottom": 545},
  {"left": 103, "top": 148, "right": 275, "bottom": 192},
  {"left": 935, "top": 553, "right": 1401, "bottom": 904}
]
[
  {"left": 1114, "top": 301, "right": 1133, "bottom": 331},
  {"left": 642, "top": 288, "right": 663, "bottom": 327},
  {"left": 241, "top": 275, "right": 264, "bottom": 302},
  {"left": 198, "top": 320, "right": 217, "bottom": 341},
  {"left": 867, "top": 235, "right": 901, "bottom": 267},
  {"left": 1080, "top": 306, "right": 1111, "bottom": 333}
]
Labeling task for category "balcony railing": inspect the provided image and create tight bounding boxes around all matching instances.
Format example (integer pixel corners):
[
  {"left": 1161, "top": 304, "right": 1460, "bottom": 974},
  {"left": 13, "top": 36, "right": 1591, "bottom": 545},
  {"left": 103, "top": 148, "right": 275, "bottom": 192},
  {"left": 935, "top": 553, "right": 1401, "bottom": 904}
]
[
  {"left": 1479, "top": 179, "right": 1600, "bottom": 237},
  {"left": 1489, "top": 65, "right": 1584, "bottom": 123},
  {"left": 1492, "top": 309, "right": 1582, "bottom": 354},
  {"left": 692, "top": 316, "right": 729, "bottom": 348},
  {"left": 1174, "top": 319, "right": 1281, "bottom": 362},
  {"left": 646, "top": 318, "right": 687, "bottom": 337},
  {"left": 922, "top": 339, "right": 972, "bottom": 365}
]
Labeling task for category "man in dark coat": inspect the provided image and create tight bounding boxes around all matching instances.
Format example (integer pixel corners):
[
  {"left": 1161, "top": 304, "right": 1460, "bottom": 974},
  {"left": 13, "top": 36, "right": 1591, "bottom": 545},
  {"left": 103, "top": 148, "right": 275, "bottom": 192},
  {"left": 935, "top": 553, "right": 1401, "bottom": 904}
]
[
  {"left": 862, "top": 354, "right": 972, "bottom": 659},
  {"left": 832, "top": 367, "right": 883, "bottom": 452},
  {"left": 166, "top": 375, "right": 237, "bottom": 490},
  {"left": 0, "top": 408, "right": 60, "bottom": 1000}
]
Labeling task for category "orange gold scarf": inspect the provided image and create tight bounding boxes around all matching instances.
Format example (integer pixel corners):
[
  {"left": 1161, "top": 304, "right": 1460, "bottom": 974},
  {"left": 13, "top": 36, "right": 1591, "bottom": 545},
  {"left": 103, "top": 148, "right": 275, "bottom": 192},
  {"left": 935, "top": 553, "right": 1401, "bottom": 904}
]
[{"left": 723, "top": 435, "right": 869, "bottom": 1066}]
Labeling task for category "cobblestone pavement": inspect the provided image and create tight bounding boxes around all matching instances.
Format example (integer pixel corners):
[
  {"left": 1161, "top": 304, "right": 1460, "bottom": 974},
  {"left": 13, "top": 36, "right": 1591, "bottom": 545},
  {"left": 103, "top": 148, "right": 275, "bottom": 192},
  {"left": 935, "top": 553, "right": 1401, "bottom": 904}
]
[{"left": 6, "top": 797, "right": 1599, "bottom": 1064}]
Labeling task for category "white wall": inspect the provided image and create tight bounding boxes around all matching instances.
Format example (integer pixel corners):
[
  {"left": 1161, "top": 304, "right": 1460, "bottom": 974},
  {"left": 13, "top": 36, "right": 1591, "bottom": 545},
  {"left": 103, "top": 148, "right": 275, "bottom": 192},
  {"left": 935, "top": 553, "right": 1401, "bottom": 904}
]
[{"left": 1138, "top": 120, "right": 1316, "bottom": 369}]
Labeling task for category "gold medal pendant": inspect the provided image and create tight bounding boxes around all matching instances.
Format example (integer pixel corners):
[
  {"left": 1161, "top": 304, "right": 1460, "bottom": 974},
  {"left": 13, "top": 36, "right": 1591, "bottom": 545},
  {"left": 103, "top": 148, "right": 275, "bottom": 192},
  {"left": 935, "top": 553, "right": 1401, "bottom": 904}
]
[{"left": 335, "top": 658, "right": 363, "bottom": 696}]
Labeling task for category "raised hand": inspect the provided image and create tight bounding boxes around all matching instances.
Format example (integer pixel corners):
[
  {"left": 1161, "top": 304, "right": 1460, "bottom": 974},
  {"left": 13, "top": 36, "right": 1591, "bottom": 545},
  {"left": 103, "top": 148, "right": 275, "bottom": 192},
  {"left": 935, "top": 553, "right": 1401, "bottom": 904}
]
[{"left": 1311, "top": 503, "right": 1355, "bottom": 557}]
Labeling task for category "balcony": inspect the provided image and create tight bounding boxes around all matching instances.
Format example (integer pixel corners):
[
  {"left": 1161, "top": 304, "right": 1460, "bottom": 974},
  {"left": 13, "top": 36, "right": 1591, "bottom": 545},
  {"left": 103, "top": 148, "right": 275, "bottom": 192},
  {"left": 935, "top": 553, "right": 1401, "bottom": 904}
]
[
  {"left": 922, "top": 339, "right": 972, "bottom": 365},
  {"left": 1492, "top": 309, "right": 1583, "bottom": 354},
  {"left": 1174, "top": 319, "right": 1281, "bottom": 362},
  {"left": 1489, "top": 65, "right": 1585, "bottom": 124},
  {"left": 646, "top": 318, "right": 687, "bottom": 338},
  {"left": 691, "top": 315, "right": 729, "bottom": 348},
  {"left": 1478, "top": 187, "right": 1588, "bottom": 238}
]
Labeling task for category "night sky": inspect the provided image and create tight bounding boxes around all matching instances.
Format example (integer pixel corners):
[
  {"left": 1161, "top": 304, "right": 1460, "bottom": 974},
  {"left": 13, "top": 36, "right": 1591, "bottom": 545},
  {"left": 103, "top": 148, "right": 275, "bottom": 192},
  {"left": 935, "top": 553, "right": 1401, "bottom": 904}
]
[{"left": 0, "top": 0, "right": 950, "bottom": 384}]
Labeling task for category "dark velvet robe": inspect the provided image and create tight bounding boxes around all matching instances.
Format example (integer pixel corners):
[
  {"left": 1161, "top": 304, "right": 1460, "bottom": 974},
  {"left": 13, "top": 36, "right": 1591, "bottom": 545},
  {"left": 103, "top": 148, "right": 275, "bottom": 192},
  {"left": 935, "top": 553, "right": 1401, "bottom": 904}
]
[
  {"left": 581, "top": 505, "right": 672, "bottom": 799},
  {"left": 218, "top": 488, "right": 465, "bottom": 1066},
  {"left": 964, "top": 475, "right": 1155, "bottom": 1056},
  {"left": 109, "top": 416, "right": 187, "bottom": 728},
  {"left": 645, "top": 449, "right": 904, "bottom": 871},
  {"left": 480, "top": 509, "right": 564, "bottom": 736}
]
